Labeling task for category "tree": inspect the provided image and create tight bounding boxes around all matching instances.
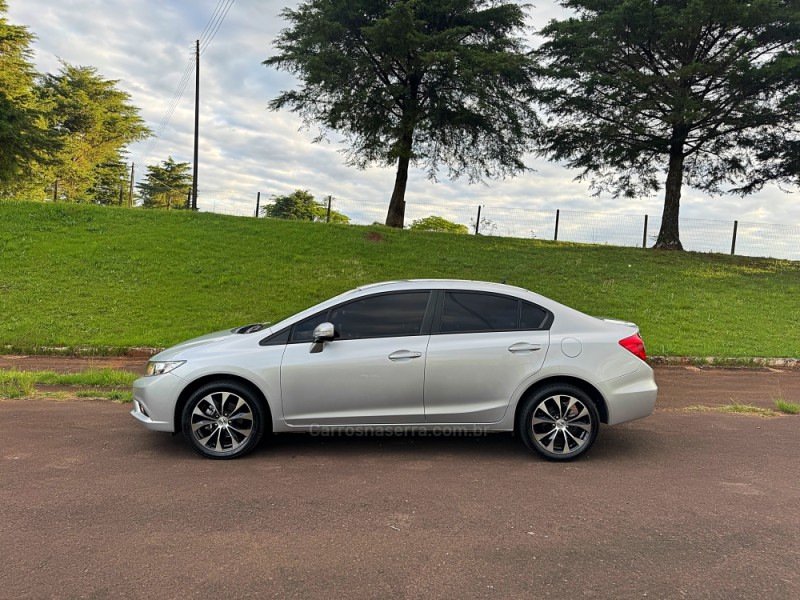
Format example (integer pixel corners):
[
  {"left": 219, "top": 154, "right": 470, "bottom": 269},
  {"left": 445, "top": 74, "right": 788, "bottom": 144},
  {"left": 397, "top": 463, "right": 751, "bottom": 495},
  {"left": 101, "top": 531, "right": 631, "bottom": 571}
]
[
  {"left": 136, "top": 157, "right": 192, "bottom": 209},
  {"left": 0, "top": 1, "right": 51, "bottom": 193},
  {"left": 409, "top": 215, "right": 468, "bottom": 234},
  {"left": 264, "top": 189, "right": 317, "bottom": 220},
  {"left": 262, "top": 189, "right": 350, "bottom": 223},
  {"left": 265, "top": 0, "right": 538, "bottom": 228},
  {"left": 35, "top": 63, "right": 150, "bottom": 201},
  {"left": 535, "top": 0, "right": 800, "bottom": 250},
  {"left": 86, "top": 160, "right": 130, "bottom": 205},
  {"left": 318, "top": 195, "right": 350, "bottom": 223}
]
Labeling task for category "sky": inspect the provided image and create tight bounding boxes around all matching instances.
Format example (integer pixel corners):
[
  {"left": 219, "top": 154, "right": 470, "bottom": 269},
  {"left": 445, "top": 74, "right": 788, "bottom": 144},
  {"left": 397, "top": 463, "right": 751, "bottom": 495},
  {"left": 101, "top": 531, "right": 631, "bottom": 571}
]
[{"left": 6, "top": 0, "right": 798, "bottom": 230}]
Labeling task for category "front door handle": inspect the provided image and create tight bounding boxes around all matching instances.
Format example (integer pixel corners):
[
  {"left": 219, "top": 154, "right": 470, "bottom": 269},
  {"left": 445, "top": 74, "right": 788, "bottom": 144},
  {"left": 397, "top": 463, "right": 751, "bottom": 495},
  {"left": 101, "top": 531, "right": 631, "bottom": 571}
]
[
  {"left": 508, "top": 342, "right": 542, "bottom": 354},
  {"left": 389, "top": 350, "right": 423, "bottom": 361}
]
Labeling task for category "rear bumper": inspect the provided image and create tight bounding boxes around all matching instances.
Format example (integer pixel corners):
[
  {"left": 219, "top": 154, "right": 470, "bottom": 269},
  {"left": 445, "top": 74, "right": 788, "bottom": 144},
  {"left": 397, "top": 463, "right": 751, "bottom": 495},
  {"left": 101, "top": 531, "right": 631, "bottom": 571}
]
[
  {"left": 598, "top": 363, "right": 658, "bottom": 425},
  {"left": 130, "top": 373, "right": 185, "bottom": 432}
]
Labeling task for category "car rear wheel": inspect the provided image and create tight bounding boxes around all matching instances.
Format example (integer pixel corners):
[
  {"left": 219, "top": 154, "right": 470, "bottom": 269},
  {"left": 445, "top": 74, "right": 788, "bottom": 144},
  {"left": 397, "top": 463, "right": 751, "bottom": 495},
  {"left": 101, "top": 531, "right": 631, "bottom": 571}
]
[
  {"left": 518, "top": 384, "right": 599, "bottom": 461},
  {"left": 181, "top": 381, "right": 265, "bottom": 459}
]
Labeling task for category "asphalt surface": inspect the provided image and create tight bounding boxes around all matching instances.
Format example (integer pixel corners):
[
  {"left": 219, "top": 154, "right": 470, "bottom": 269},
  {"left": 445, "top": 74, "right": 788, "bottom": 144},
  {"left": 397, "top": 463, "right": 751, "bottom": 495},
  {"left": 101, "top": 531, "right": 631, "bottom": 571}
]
[{"left": 1, "top": 366, "right": 798, "bottom": 599}]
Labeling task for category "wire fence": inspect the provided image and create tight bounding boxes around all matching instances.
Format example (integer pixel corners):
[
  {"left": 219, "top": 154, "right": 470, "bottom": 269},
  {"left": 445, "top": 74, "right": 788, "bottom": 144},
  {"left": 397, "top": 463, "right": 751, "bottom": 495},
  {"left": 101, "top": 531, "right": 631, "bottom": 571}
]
[{"left": 195, "top": 190, "right": 800, "bottom": 262}]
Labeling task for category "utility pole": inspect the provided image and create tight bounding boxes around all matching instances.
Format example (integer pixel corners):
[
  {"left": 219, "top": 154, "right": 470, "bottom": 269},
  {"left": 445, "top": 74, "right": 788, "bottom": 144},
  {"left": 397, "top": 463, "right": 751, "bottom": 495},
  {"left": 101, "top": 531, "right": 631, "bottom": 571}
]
[
  {"left": 191, "top": 39, "right": 200, "bottom": 211},
  {"left": 128, "top": 163, "right": 135, "bottom": 208}
]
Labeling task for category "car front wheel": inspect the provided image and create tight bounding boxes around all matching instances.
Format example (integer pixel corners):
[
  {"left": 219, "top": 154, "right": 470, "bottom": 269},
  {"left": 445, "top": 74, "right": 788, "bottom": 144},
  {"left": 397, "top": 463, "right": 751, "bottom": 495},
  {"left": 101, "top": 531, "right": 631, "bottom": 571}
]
[
  {"left": 518, "top": 384, "right": 599, "bottom": 461},
  {"left": 181, "top": 380, "right": 265, "bottom": 459}
]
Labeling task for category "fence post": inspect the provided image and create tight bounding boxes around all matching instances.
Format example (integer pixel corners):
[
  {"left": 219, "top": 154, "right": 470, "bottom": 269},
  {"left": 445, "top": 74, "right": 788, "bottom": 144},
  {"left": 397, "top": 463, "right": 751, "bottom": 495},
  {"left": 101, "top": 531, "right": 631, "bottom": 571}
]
[
  {"left": 475, "top": 205, "right": 482, "bottom": 235},
  {"left": 731, "top": 220, "right": 738, "bottom": 255},
  {"left": 326, "top": 195, "right": 332, "bottom": 223},
  {"left": 642, "top": 214, "right": 648, "bottom": 248},
  {"left": 255, "top": 192, "right": 261, "bottom": 218},
  {"left": 554, "top": 209, "right": 560, "bottom": 241}
]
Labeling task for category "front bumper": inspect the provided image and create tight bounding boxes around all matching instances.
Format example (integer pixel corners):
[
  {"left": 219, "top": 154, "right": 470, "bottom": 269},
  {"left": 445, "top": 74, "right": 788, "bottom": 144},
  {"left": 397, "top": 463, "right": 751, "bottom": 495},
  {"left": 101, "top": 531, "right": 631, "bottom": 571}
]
[{"left": 130, "top": 372, "right": 186, "bottom": 432}]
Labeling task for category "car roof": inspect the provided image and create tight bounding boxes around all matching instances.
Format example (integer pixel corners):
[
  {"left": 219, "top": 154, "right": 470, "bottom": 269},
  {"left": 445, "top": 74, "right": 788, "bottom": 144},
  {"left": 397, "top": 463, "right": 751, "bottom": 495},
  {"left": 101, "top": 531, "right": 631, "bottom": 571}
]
[{"left": 352, "top": 279, "right": 532, "bottom": 295}]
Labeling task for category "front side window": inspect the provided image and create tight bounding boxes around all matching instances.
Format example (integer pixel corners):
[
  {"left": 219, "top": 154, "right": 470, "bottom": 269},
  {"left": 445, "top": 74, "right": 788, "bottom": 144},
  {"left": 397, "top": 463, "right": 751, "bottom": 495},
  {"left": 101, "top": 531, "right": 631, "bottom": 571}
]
[
  {"left": 329, "top": 292, "right": 430, "bottom": 340},
  {"left": 291, "top": 312, "right": 328, "bottom": 343},
  {"left": 260, "top": 328, "right": 290, "bottom": 346}
]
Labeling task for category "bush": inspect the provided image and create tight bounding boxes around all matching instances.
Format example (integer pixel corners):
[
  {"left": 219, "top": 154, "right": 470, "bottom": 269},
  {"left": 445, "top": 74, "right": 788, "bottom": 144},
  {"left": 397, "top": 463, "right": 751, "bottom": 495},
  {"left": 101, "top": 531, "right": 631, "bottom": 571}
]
[
  {"left": 262, "top": 190, "right": 350, "bottom": 223},
  {"left": 409, "top": 215, "right": 468, "bottom": 234}
]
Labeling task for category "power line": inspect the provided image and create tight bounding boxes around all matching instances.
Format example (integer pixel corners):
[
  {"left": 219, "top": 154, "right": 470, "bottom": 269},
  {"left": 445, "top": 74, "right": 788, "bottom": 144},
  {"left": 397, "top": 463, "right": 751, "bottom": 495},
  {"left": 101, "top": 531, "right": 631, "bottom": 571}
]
[
  {"left": 133, "top": 51, "right": 196, "bottom": 165},
  {"left": 200, "top": 0, "right": 236, "bottom": 55},
  {"left": 132, "top": 0, "right": 237, "bottom": 165},
  {"left": 198, "top": 0, "right": 228, "bottom": 42}
]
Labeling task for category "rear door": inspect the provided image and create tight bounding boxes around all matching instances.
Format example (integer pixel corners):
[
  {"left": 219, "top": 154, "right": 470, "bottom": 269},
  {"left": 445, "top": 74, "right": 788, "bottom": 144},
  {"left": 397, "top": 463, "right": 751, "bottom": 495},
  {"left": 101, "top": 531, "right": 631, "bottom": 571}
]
[{"left": 424, "top": 291, "right": 551, "bottom": 423}]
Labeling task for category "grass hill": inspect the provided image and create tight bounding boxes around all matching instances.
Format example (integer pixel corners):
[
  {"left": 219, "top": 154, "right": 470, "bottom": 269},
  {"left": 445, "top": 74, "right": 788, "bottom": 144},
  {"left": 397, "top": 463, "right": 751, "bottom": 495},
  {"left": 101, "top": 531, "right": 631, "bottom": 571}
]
[{"left": 0, "top": 201, "right": 798, "bottom": 357}]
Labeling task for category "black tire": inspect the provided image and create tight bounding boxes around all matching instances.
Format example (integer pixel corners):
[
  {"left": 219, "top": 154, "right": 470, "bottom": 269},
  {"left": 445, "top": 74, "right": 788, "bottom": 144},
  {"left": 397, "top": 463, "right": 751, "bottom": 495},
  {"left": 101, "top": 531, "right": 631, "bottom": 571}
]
[
  {"left": 181, "top": 380, "right": 266, "bottom": 459},
  {"left": 518, "top": 383, "right": 600, "bottom": 461}
]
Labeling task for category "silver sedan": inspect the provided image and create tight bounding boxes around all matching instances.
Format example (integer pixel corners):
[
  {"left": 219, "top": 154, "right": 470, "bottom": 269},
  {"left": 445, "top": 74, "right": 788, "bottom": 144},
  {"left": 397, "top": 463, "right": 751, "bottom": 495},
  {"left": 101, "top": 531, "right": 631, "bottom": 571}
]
[{"left": 131, "top": 280, "right": 657, "bottom": 460}]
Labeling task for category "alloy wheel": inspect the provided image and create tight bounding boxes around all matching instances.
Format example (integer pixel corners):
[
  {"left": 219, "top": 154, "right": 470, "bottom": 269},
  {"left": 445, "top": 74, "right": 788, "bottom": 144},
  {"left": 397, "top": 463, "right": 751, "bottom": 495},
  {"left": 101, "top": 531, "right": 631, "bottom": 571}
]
[
  {"left": 530, "top": 394, "right": 593, "bottom": 456},
  {"left": 190, "top": 391, "right": 255, "bottom": 456}
]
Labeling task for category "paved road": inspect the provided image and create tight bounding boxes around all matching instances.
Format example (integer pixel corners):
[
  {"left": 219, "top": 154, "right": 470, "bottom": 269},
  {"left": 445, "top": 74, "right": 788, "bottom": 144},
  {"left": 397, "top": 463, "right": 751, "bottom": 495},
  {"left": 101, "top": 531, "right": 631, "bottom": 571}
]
[{"left": 1, "top": 367, "right": 798, "bottom": 599}]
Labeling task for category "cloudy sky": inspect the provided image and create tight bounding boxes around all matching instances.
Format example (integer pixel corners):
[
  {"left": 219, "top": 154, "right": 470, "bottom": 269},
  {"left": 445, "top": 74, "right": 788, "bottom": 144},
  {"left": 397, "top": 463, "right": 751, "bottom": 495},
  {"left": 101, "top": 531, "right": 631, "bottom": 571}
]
[{"left": 6, "top": 0, "right": 797, "bottom": 229}]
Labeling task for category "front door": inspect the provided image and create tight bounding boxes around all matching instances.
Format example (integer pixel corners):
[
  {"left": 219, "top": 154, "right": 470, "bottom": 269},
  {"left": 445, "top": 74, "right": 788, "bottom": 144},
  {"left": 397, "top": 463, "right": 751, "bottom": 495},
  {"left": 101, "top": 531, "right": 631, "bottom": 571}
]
[{"left": 281, "top": 291, "right": 432, "bottom": 426}]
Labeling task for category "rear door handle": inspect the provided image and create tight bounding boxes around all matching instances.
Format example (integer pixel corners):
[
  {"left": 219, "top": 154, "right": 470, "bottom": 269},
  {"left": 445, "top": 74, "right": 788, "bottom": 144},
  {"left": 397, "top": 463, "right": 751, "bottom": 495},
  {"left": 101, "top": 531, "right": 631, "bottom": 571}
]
[
  {"left": 389, "top": 350, "right": 423, "bottom": 361},
  {"left": 508, "top": 343, "right": 542, "bottom": 354}
]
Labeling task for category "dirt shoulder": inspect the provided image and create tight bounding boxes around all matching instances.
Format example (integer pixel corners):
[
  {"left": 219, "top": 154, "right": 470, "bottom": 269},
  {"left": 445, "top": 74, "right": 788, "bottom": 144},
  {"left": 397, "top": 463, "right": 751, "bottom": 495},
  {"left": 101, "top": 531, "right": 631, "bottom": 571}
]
[{"left": 0, "top": 354, "right": 147, "bottom": 374}]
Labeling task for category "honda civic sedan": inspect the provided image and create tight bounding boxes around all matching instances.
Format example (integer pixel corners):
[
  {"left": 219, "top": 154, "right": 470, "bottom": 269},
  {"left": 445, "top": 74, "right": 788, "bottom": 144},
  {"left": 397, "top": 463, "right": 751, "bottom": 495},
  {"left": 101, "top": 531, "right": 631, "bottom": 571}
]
[{"left": 131, "top": 279, "right": 657, "bottom": 460}]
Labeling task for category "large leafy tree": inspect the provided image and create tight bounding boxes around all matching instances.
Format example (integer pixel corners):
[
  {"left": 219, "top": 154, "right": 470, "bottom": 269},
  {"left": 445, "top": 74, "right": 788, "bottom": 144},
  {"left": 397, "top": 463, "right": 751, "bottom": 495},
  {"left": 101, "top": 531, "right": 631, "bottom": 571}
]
[
  {"left": 265, "top": 0, "right": 538, "bottom": 227},
  {"left": 35, "top": 63, "right": 150, "bottom": 201},
  {"left": 0, "top": 0, "right": 51, "bottom": 192},
  {"left": 535, "top": 0, "right": 800, "bottom": 250},
  {"left": 136, "top": 157, "right": 192, "bottom": 209}
]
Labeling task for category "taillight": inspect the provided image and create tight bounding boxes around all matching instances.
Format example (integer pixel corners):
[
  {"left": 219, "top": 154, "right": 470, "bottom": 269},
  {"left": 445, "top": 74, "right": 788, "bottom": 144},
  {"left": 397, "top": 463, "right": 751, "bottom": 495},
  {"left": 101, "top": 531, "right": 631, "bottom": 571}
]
[{"left": 619, "top": 333, "right": 647, "bottom": 362}]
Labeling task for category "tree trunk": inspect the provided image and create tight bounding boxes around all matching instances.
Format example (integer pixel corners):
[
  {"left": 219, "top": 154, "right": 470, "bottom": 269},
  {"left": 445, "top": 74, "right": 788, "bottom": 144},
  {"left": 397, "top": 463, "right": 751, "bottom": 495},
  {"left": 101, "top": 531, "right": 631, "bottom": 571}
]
[
  {"left": 385, "top": 112, "right": 417, "bottom": 228},
  {"left": 385, "top": 153, "right": 409, "bottom": 228},
  {"left": 654, "top": 130, "right": 687, "bottom": 250}
]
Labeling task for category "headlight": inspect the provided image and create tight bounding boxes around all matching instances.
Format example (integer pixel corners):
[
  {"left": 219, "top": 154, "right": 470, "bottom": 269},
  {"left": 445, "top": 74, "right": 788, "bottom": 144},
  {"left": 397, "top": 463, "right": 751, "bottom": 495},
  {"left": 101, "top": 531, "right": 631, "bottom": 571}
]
[{"left": 145, "top": 360, "right": 186, "bottom": 376}]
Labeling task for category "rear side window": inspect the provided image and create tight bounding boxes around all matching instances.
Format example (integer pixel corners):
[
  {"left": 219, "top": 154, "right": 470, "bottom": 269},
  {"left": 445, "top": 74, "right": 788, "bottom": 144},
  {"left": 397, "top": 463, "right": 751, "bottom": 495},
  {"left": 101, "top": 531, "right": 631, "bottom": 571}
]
[
  {"left": 520, "top": 302, "right": 548, "bottom": 329},
  {"left": 439, "top": 292, "right": 550, "bottom": 333},
  {"left": 441, "top": 292, "right": 519, "bottom": 333},
  {"left": 329, "top": 292, "right": 430, "bottom": 339}
]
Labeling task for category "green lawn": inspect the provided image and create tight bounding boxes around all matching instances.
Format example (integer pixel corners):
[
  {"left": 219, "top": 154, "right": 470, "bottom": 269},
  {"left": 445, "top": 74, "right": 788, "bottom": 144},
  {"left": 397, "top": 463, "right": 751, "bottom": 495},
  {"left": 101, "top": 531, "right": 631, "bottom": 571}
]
[
  {"left": 0, "top": 368, "right": 137, "bottom": 398},
  {"left": 0, "top": 200, "right": 798, "bottom": 357}
]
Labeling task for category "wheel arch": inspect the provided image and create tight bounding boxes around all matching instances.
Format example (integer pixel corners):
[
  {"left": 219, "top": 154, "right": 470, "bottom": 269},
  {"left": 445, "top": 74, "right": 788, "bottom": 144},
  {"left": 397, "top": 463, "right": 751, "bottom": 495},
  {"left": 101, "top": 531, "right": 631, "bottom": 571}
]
[
  {"left": 514, "top": 375, "right": 609, "bottom": 430},
  {"left": 174, "top": 374, "right": 274, "bottom": 433}
]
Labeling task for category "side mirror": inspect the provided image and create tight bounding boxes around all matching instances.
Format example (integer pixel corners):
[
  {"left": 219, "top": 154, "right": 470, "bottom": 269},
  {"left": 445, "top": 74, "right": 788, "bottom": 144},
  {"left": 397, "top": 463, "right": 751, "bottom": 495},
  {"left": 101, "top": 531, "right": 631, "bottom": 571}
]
[{"left": 313, "top": 322, "right": 335, "bottom": 343}]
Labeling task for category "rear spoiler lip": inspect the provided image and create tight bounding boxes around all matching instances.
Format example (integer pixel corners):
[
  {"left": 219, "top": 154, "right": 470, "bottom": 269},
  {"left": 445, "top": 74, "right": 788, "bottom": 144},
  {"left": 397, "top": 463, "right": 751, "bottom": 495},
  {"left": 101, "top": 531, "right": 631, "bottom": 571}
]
[{"left": 594, "top": 317, "right": 638, "bottom": 329}]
